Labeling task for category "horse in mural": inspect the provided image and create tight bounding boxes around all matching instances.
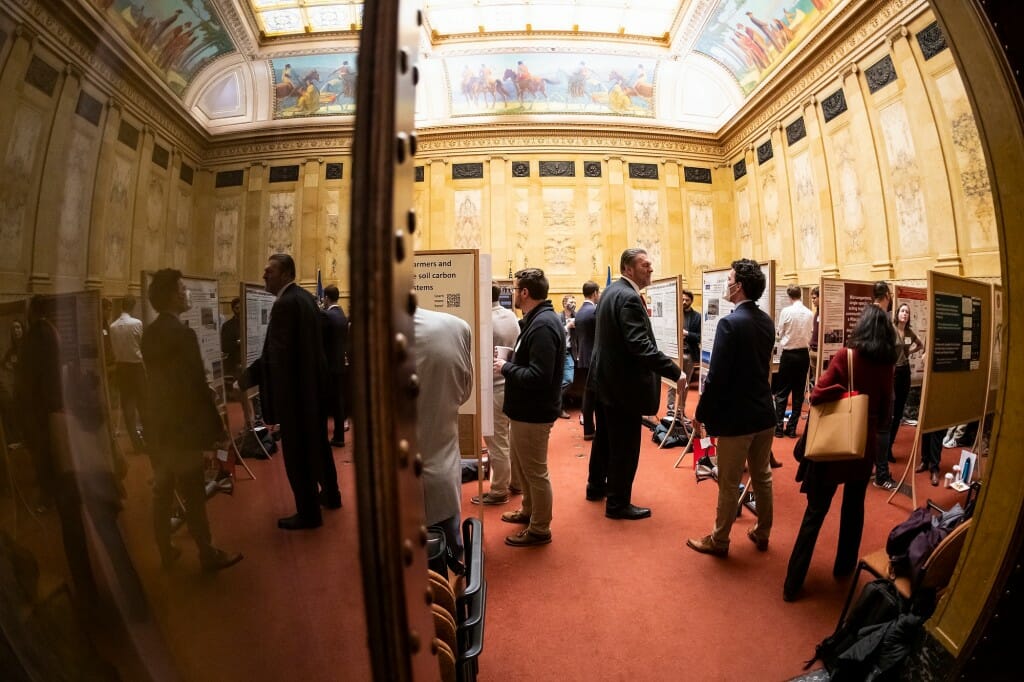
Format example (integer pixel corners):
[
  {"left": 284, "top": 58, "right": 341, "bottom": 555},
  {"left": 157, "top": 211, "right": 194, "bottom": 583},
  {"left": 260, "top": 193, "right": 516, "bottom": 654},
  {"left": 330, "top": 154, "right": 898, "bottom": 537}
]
[
  {"left": 275, "top": 69, "right": 321, "bottom": 101},
  {"left": 322, "top": 63, "right": 357, "bottom": 99},
  {"left": 608, "top": 70, "right": 653, "bottom": 102},
  {"left": 502, "top": 68, "right": 559, "bottom": 105},
  {"left": 462, "top": 76, "right": 511, "bottom": 108}
]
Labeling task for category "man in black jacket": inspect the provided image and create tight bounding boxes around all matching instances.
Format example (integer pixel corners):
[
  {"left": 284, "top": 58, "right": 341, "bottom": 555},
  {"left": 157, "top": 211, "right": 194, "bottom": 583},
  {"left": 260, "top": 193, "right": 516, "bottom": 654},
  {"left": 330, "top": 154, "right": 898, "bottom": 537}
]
[
  {"left": 142, "top": 269, "right": 242, "bottom": 572},
  {"left": 322, "top": 285, "right": 349, "bottom": 447},
  {"left": 688, "top": 259, "right": 777, "bottom": 557},
  {"left": 587, "top": 248, "right": 684, "bottom": 520},
  {"left": 494, "top": 268, "right": 564, "bottom": 547},
  {"left": 573, "top": 281, "right": 600, "bottom": 439}
]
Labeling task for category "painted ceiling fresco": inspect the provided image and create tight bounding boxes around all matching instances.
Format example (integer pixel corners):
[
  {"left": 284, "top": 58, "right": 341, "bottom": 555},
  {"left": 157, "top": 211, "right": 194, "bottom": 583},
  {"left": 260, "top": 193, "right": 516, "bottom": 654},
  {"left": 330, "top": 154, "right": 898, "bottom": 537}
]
[
  {"left": 270, "top": 54, "right": 358, "bottom": 118},
  {"left": 447, "top": 54, "right": 657, "bottom": 118},
  {"left": 695, "top": 0, "right": 841, "bottom": 95},
  {"left": 89, "top": 0, "right": 235, "bottom": 97}
]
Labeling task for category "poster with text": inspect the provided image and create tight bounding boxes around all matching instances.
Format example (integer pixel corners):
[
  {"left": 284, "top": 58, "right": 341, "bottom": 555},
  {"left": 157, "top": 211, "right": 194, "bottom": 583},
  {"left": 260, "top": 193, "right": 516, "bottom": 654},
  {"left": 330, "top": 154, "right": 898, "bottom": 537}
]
[
  {"left": 818, "top": 278, "right": 874, "bottom": 372},
  {"left": 413, "top": 251, "right": 480, "bottom": 416},
  {"left": 932, "top": 292, "right": 982, "bottom": 372},
  {"left": 989, "top": 284, "right": 1002, "bottom": 407},
  {"left": 242, "top": 283, "right": 276, "bottom": 369},
  {"left": 895, "top": 285, "right": 929, "bottom": 386},
  {"left": 700, "top": 261, "right": 774, "bottom": 393},
  {"left": 647, "top": 277, "right": 681, "bottom": 362}
]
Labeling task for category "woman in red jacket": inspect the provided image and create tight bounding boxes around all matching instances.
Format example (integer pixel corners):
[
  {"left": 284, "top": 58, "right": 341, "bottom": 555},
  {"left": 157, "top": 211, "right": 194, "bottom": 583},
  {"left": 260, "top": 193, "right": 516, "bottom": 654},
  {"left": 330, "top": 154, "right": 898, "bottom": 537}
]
[{"left": 783, "top": 304, "right": 897, "bottom": 602}]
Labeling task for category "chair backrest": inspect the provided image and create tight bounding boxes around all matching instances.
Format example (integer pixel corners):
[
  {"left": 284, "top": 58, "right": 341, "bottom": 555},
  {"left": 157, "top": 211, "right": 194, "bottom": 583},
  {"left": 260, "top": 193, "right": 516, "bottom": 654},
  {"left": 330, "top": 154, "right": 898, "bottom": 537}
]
[{"left": 917, "top": 518, "right": 972, "bottom": 593}]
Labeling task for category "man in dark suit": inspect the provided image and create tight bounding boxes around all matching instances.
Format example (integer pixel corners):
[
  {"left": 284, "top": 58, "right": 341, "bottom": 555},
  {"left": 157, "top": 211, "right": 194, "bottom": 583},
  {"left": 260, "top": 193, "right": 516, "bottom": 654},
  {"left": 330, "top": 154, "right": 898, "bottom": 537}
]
[
  {"left": 247, "top": 254, "right": 341, "bottom": 530},
  {"left": 141, "top": 269, "right": 242, "bottom": 572},
  {"left": 572, "top": 281, "right": 599, "bottom": 440},
  {"left": 219, "top": 297, "right": 242, "bottom": 386},
  {"left": 322, "top": 284, "right": 349, "bottom": 447},
  {"left": 587, "top": 249, "right": 684, "bottom": 520},
  {"left": 688, "top": 259, "right": 777, "bottom": 557}
]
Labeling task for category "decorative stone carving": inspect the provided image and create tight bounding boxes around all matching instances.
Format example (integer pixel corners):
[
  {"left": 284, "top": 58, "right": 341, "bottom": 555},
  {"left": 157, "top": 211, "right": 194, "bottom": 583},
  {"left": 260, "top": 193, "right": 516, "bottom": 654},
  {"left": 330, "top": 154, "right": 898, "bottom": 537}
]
[
  {"left": 413, "top": 190, "right": 426, "bottom": 251},
  {"left": 821, "top": 89, "right": 848, "bottom": 123},
  {"left": 878, "top": 100, "right": 928, "bottom": 256},
  {"left": 512, "top": 161, "right": 530, "bottom": 177},
  {"left": 454, "top": 189, "right": 482, "bottom": 249},
  {"left": 688, "top": 194, "right": 715, "bottom": 271},
  {"left": 584, "top": 161, "right": 602, "bottom": 178},
  {"left": 57, "top": 128, "right": 95, "bottom": 275},
  {"left": 733, "top": 159, "right": 747, "bottom": 180},
  {"left": 865, "top": 55, "right": 898, "bottom": 94},
  {"left": 916, "top": 21, "right": 948, "bottom": 61},
  {"left": 104, "top": 155, "right": 134, "bottom": 278},
  {"left": 267, "top": 192, "right": 295, "bottom": 255},
  {"left": 173, "top": 189, "right": 191, "bottom": 269},
  {"left": 791, "top": 152, "right": 822, "bottom": 268},
  {"left": 830, "top": 127, "right": 867, "bottom": 259},
  {"left": 628, "top": 163, "right": 658, "bottom": 180},
  {"left": 324, "top": 189, "right": 341, "bottom": 278},
  {"left": 0, "top": 106, "right": 43, "bottom": 269},
  {"left": 587, "top": 187, "right": 604, "bottom": 275},
  {"left": 736, "top": 186, "right": 753, "bottom": 256},
  {"left": 214, "top": 198, "right": 239, "bottom": 278},
  {"left": 539, "top": 161, "right": 574, "bottom": 177},
  {"left": 543, "top": 188, "right": 576, "bottom": 274},
  {"left": 632, "top": 189, "right": 661, "bottom": 273},
  {"left": 514, "top": 188, "right": 529, "bottom": 259},
  {"left": 786, "top": 118, "right": 807, "bottom": 146},
  {"left": 453, "top": 162, "right": 484, "bottom": 179},
  {"left": 144, "top": 176, "right": 166, "bottom": 269},
  {"left": 684, "top": 166, "right": 712, "bottom": 184},
  {"left": 761, "top": 170, "right": 782, "bottom": 262},
  {"left": 757, "top": 140, "right": 773, "bottom": 165}
]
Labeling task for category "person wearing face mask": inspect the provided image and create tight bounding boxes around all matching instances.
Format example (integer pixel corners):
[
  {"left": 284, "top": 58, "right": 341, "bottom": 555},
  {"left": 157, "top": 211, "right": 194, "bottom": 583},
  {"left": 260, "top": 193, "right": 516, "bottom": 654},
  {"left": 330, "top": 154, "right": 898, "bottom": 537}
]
[
  {"left": 586, "top": 248, "right": 684, "bottom": 521},
  {"left": 688, "top": 259, "right": 777, "bottom": 557},
  {"left": 141, "top": 269, "right": 242, "bottom": 572}
]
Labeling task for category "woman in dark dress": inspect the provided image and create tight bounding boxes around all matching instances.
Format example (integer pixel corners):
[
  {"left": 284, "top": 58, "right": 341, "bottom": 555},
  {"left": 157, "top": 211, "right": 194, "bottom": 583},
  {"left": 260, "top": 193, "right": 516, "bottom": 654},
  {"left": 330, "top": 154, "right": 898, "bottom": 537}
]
[
  {"left": 888, "top": 303, "right": 924, "bottom": 462},
  {"left": 783, "top": 304, "right": 898, "bottom": 602}
]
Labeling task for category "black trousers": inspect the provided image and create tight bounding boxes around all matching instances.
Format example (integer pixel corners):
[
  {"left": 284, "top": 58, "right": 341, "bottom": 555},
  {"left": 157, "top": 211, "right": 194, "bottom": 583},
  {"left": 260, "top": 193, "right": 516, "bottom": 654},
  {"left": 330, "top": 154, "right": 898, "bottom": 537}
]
[
  {"left": 889, "top": 364, "right": 911, "bottom": 454},
  {"left": 773, "top": 349, "right": 810, "bottom": 433},
  {"left": 329, "top": 369, "right": 348, "bottom": 442},
  {"left": 578, "top": 369, "right": 594, "bottom": 435},
  {"left": 116, "top": 362, "right": 147, "bottom": 445},
  {"left": 151, "top": 449, "right": 212, "bottom": 557},
  {"left": 784, "top": 475, "right": 870, "bottom": 594},
  {"left": 280, "top": 418, "right": 338, "bottom": 520},
  {"left": 921, "top": 430, "right": 944, "bottom": 473},
  {"left": 587, "top": 400, "right": 642, "bottom": 508}
]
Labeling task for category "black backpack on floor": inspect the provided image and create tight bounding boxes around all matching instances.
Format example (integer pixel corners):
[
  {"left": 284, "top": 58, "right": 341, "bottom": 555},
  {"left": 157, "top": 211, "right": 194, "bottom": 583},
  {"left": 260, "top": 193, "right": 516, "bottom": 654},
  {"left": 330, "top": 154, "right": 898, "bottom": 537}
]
[{"left": 806, "top": 579, "right": 904, "bottom": 676}]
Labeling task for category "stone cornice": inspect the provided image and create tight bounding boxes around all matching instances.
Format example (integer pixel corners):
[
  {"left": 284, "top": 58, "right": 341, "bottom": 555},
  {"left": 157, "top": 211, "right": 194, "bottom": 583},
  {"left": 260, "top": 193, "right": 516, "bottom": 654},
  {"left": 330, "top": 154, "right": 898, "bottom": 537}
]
[
  {"left": 204, "top": 133, "right": 355, "bottom": 165},
  {"left": 719, "top": 0, "right": 927, "bottom": 156},
  {"left": 11, "top": 0, "right": 206, "bottom": 161}
]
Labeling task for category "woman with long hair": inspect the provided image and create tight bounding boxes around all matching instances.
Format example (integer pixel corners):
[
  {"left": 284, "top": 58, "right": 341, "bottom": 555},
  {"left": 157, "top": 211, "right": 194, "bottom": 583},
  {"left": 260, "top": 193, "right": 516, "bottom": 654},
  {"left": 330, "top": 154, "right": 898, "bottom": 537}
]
[
  {"left": 783, "top": 304, "right": 898, "bottom": 601},
  {"left": 889, "top": 303, "right": 924, "bottom": 462}
]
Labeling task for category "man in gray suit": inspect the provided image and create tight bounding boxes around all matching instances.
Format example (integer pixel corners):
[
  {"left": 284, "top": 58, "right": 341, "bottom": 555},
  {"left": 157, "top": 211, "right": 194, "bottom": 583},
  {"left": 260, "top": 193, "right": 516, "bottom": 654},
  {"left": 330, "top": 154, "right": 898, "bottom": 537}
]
[
  {"left": 587, "top": 249, "right": 684, "bottom": 520},
  {"left": 414, "top": 307, "right": 473, "bottom": 556}
]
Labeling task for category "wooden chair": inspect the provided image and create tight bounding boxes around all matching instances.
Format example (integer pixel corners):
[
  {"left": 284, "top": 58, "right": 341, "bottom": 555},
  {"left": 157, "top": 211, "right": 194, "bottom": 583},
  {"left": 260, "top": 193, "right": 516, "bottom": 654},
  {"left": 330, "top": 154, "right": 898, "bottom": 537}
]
[
  {"left": 837, "top": 517, "right": 972, "bottom": 627},
  {"left": 429, "top": 569, "right": 457, "bottom": 620},
  {"left": 433, "top": 637, "right": 456, "bottom": 682}
]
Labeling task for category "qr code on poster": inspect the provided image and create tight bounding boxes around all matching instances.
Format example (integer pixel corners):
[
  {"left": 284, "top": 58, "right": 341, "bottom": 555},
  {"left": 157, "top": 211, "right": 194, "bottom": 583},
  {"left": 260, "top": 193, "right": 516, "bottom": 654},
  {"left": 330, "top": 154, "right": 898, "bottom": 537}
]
[{"left": 446, "top": 293, "right": 461, "bottom": 307}]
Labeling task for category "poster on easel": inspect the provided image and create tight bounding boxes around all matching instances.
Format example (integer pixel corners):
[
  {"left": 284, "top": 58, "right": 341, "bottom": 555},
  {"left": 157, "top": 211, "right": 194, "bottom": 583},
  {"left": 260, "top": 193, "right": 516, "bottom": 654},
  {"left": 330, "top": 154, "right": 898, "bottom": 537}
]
[
  {"left": 700, "top": 261, "right": 775, "bottom": 394},
  {"left": 646, "top": 275, "right": 683, "bottom": 365},
  {"left": 772, "top": 285, "right": 791, "bottom": 367},
  {"left": 894, "top": 285, "right": 929, "bottom": 386},
  {"left": 140, "top": 272, "right": 226, "bottom": 409},
  {"left": 987, "top": 284, "right": 1003, "bottom": 411},
  {"left": 413, "top": 250, "right": 484, "bottom": 457},
  {"left": 816, "top": 278, "right": 875, "bottom": 378},
  {"left": 241, "top": 282, "right": 277, "bottom": 374}
]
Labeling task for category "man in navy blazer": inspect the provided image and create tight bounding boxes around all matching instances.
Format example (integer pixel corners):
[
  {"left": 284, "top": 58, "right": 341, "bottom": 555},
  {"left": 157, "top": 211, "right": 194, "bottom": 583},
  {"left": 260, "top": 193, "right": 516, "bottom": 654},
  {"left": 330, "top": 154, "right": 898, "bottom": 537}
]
[
  {"left": 688, "top": 259, "right": 777, "bottom": 557},
  {"left": 572, "top": 280, "right": 599, "bottom": 439},
  {"left": 587, "top": 249, "right": 684, "bottom": 520}
]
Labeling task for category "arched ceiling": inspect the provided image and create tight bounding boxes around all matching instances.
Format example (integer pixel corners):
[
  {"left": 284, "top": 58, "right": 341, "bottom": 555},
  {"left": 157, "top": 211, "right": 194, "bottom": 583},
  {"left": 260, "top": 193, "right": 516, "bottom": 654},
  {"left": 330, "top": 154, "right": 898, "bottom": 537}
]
[{"left": 83, "top": 0, "right": 851, "bottom": 136}]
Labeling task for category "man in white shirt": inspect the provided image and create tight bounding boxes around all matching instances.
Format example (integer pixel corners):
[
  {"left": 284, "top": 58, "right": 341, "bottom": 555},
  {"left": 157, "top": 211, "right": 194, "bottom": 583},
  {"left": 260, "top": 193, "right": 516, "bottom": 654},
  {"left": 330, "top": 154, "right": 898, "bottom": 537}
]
[
  {"left": 773, "top": 285, "right": 814, "bottom": 438},
  {"left": 474, "top": 284, "right": 521, "bottom": 505},
  {"left": 109, "top": 295, "right": 147, "bottom": 451}
]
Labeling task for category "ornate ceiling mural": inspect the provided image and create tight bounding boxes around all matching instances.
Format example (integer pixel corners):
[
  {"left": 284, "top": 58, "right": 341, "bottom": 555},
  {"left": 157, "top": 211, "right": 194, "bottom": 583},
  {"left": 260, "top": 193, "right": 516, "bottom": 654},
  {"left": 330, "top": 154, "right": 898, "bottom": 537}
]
[
  {"left": 270, "top": 53, "right": 358, "bottom": 118},
  {"left": 446, "top": 53, "right": 657, "bottom": 118},
  {"left": 88, "top": 0, "right": 235, "bottom": 96},
  {"left": 694, "top": 0, "right": 842, "bottom": 95}
]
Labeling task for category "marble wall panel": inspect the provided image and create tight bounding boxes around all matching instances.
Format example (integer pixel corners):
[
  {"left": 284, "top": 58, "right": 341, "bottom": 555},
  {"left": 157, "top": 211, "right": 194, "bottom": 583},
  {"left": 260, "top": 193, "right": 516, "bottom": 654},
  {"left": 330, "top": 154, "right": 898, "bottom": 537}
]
[
  {"left": 688, "top": 193, "right": 715, "bottom": 271},
  {"left": 324, "top": 189, "right": 342, "bottom": 278},
  {"left": 935, "top": 70, "right": 997, "bottom": 250},
  {"left": 791, "top": 151, "right": 822, "bottom": 268},
  {"left": 454, "top": 189, "right": 482, "bottom": 249},
  {"left": 104, "top": 155, "right": 134, "bottom": 278},
  {"left": 173, "top": 189, "right": 191, "bottom": 269},
  {"left": 830, "top": 126, "right": 867, "bottom": 260},
  {"left": 542, "top": 187, "right": 576, "bottom": 275},
  {"left": 268, "top": 191, "right": 295, "bottom": 255},
  {"left": 761, "top": 168, "right": 783, "bottom": 263},
  {"left": 213, "top": 198, "right": 239, "bottom": 278},
  {"left": 0, "top": 106, "right": 43, "bottom": 269},
  {"left": 632, "top": 188, "right": 661, "bottom": 273},
  {"left": 879, "top": 100, "right": 929, "bottom": 256},
  {"left": 736, "top": 185, "right": 753, "bottom": 256},
  {"left": 57, "top": 127, "right": 97, "bottom": 276},
  {"left": 514, "top": 188, "right": 529, "bottom": 266},
  {"left": 587, "top": 188, "right": 604, "bottom": 277},
  {"left": 144, "top": 176, "right": 167, "bottom": 269}
]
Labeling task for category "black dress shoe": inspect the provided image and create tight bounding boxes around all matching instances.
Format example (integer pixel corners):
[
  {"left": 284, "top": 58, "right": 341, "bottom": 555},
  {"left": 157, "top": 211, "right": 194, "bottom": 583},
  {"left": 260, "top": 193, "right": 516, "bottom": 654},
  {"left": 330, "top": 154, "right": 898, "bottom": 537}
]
[
  {"left": 319, "top": 491, "right": 342, "bottom": 509},
  {"left": 605, "top": 504, "right": 651, "bottom": 520},
  {"left": 774, "top": 428, "right": 785, "bottom": 438},
  {"left": 585, "top": 486, "right": 606, "bottom": 501},
  {"left": 200, "top": 548, "right": 243, "bottom": 573},
  {"left": 277, "top": 514, "right": 323, "bottom": 530},
  {"left": 770, "top": 456, "right": 783, "bottom": 469}
]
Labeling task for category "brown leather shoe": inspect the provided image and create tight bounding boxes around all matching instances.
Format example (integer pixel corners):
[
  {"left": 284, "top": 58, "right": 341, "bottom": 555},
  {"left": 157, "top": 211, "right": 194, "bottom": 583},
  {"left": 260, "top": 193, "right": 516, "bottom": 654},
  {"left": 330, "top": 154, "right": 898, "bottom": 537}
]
[
  {"left": 505, "top": 528, "right": 552, "bottom": 547},
  {"left": 500, "top": 509, "right": 531, "bottom": 524},
  {"left": 686, "top": 535, "right": 728, "bottom": 557},
  {"left": 931, "top": 472, "right": 940, "bottom": 487},
  {"left": 747, "top": 528, "right": 769, "bottom": 552}
]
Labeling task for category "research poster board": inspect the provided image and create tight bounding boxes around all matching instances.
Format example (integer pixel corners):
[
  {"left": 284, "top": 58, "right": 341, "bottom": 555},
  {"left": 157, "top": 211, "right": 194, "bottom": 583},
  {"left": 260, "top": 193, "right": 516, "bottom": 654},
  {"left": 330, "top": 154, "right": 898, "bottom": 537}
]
[
  {"left": 894, "top": 285, "right": 929, "bottom": 386},
  {"left": 141, "top": 272, "right": 226, "bottom": 409},
  {"left": 816, "top": 278, "right": 874, "bottom": 377},
  {"left": 413, "top": 250, "right": 484, "bottom": 456},
  {"left": 700, "top": 261, "right": 775, "bottom": 393},
  {"left": 918, "top": 271, "right": 992, "bottom": 433},
  {"left": 240, "top": 282, "right": 276, "bottom": 372},
  {"left": 494, "top": 279, "right": 514, "bottom": 311},
  {"left": 772, "top": 285, "right": 791, "bottom": 367},
  {"left": 646, "top": 275, "right": 683, "bottom": 364}
]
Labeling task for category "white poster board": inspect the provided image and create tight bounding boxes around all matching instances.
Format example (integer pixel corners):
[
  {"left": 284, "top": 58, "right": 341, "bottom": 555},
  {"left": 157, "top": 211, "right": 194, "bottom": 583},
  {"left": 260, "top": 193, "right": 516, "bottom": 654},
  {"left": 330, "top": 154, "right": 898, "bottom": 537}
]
[
  {"left": 241, "top": 283, "right": 276, "bottom": 371},
  {"left": 700, "top": 261, "right": 775, "bottom": 393},
  {"left": 478, "top": 254, "right": 493, "bottom": 437},
  {"left": 141, "top": 272, "right": 226, "bottom": 408},
  {"left": 646, "top": 275, "right": 682, "bottom": 363}
]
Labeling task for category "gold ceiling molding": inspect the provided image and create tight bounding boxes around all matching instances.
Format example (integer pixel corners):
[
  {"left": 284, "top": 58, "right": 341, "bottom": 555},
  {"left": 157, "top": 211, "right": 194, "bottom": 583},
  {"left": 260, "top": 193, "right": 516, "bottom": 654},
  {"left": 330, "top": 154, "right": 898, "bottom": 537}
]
[
  {"left": 204, "top": 133, "right": 354, "bottom": 164},
  {"left": 415, "top": 128, "right": 722, "bottom": 159},
  {"left": 721, "top": 0, "right": 924, "bottom": 155},
  {"left": 214, "top": 0, "right": 258, "bottom": 58},
  {"left": 431, "top": 29, "right": 669, "bottom": 48},
  {"left": 14, "top": 0, "right": 206, "bottom": 160}
]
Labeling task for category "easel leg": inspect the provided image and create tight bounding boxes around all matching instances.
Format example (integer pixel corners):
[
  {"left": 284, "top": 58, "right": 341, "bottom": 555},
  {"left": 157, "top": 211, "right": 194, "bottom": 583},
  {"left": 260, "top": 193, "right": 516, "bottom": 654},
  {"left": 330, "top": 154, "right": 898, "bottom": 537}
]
[{"left": 888, "top": 428, "right": 919, "bottom": 508}]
